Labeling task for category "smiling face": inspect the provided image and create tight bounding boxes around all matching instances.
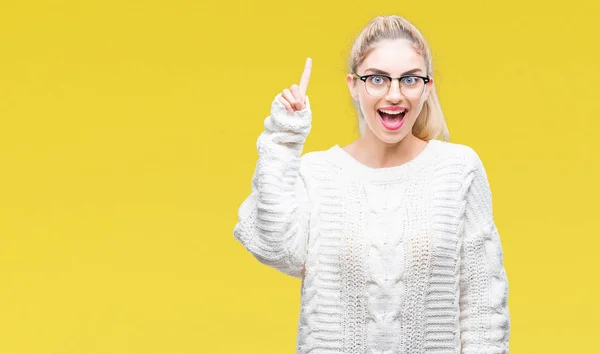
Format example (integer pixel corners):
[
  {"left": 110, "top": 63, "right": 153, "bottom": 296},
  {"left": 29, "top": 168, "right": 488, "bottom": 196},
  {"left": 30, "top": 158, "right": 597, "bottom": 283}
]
[{"left": 346, "top": 38, "right": 432, "bottom": 145}]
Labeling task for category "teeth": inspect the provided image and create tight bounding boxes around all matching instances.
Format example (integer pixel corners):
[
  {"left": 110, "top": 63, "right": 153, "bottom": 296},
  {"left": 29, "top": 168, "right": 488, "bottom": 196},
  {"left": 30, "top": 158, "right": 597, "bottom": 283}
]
[{"left": 379, "top": 109, "right": 405, "bottom": 115}]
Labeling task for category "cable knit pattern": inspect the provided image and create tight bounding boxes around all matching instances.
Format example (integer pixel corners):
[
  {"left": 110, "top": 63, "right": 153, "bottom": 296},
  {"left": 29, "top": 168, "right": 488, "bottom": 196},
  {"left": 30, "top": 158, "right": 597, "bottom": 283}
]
[
  {"left": 458, "top": 157, "right": 510, "bottom": 353},
  {"left": 234, "top": 97, "right": 510, "bottom": 353}
]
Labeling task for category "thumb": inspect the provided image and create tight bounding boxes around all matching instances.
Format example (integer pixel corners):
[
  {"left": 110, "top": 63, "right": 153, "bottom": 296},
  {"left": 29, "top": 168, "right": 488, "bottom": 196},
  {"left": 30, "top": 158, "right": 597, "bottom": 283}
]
[{"left": 298, "top": 95, "right": 310, "bottom": 111}]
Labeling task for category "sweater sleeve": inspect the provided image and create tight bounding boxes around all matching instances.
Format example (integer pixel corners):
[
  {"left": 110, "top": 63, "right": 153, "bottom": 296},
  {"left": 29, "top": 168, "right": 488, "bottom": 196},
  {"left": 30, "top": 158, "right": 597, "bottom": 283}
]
[
  {"left": 459, "top": 150, "right": 510, "bottom": 353},
  {"left": 233, "top": 95, "right": 312, "bottom": 279}
]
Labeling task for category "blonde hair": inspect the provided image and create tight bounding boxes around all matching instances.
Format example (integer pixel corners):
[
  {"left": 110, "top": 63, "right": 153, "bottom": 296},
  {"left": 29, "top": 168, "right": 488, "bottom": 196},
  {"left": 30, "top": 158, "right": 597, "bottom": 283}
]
[{"left": 349, "top": 15, "right": 450, "bottom": 141}]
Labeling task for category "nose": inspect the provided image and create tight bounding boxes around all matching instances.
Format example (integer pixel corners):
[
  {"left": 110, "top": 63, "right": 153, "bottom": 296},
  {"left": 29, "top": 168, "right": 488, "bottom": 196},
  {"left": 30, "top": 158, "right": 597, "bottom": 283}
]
[{"left": 385, "top": 79, "right": 403, "bottom": 102}]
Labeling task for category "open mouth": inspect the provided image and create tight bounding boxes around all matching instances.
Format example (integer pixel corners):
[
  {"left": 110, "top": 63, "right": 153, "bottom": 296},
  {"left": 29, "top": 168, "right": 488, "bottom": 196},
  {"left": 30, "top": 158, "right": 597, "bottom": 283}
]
[{"left": 377, "top": 109, "right": 407, "bottom": 131}]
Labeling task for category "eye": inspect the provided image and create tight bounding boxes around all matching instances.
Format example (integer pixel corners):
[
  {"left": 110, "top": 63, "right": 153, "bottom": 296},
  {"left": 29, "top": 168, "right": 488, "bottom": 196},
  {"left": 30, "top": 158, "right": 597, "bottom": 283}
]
[
  {"left": 368, "top": 75, "right": 387, "bottom": 85},
  {"left": 401, "top": 76, "right": 419, "bottom": 86}
]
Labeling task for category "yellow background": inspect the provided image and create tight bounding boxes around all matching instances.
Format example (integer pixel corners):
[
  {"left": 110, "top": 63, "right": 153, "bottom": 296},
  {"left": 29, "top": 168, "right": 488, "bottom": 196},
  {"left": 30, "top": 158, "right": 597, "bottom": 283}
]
[{"left": 1, "top": 0, "right": 598, "bottom": 353}]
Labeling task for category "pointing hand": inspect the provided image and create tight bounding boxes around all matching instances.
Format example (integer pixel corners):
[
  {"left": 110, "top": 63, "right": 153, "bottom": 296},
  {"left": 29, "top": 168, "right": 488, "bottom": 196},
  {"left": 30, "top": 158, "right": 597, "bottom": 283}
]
[{"left": 277, "top": 57, "right": 312, "bottom": 113}]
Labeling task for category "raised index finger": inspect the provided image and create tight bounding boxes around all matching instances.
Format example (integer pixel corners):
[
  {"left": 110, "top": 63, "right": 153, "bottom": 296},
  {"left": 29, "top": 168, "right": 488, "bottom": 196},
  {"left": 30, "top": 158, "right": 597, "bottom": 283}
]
[{"left": 298, "top": 57, "right": 312, "bottom": 96}]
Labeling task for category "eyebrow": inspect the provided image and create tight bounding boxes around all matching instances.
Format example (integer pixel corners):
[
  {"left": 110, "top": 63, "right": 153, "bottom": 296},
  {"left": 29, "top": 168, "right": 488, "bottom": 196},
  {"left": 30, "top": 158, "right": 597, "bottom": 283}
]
[{"left": 364, "top": 68, "right": 423, "bottom": 76}]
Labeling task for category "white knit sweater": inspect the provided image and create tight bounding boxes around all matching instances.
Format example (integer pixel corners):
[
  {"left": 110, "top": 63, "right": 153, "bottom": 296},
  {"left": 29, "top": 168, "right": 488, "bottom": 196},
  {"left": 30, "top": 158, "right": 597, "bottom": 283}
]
[{"left": 234, "top": 97, "right": 510, "bottom": 354}]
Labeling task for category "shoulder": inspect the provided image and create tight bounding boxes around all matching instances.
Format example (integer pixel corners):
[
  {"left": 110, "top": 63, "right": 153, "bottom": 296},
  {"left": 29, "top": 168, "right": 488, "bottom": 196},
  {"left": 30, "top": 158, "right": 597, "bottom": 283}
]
[
  {"left": 297, "top": 146, "right": 345, "bottom": 179},
  {"left": 300, "top": 146, "right": 340, "bottom": 166},
  {"left": 430, "top": 139, "right": 485, "bottom": 172},
  {"left": 433, "top": 141, "right": 494, "bottom": 202},
  {"left": 431, "top": 139, "right": 480, "bottom": 161}
]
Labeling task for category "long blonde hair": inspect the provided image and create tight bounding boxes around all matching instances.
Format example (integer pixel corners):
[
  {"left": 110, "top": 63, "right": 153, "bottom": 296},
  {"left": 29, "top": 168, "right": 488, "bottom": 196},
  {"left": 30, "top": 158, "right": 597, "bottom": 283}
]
[{"left": 349, "top": 15, "right": 450, "bottom": 141}]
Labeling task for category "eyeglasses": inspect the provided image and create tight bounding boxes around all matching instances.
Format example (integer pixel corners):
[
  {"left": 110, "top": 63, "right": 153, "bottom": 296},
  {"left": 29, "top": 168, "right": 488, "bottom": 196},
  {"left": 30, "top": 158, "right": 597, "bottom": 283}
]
[{"left": 353, "top": 73, "right": 431, "bottom": 98}]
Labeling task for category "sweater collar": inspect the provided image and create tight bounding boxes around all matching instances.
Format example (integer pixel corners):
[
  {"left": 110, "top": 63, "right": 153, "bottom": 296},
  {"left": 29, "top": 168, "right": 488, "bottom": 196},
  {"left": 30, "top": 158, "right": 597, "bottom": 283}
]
[{"left": 327, "top": 139, "right": 441, "bottom": 182}]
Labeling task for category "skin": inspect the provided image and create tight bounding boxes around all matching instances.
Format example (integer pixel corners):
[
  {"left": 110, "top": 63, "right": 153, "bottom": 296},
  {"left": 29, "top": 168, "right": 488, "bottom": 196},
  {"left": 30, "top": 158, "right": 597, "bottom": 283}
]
[
  {"left": 278, "top": 39, "right": 432, "bottom": 168},
  {"left": 277, "top": 58, "right": 312, "bottom": 112}
]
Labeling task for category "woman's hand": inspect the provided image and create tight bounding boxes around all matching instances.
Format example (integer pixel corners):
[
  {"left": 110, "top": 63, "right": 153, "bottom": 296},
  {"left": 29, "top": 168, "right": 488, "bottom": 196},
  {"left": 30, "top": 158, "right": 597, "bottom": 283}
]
[{"left": 277, "top": 58, "right": 312, "bottom": 114}]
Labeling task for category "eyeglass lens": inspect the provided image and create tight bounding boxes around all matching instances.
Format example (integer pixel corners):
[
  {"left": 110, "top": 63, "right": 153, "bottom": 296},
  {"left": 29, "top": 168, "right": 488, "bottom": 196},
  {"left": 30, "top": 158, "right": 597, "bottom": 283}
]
[{"left": 365, "top": 76, "right": 425, "bottom": 98}]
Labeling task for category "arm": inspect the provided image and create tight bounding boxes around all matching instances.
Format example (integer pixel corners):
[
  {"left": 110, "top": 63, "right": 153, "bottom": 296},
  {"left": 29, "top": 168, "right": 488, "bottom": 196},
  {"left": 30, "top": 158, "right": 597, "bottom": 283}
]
[
  {"left": 459, "top": 150, "right": 510, "bottom": 353},
  {"left": 233, "top": 93, "right": 312, "bottom": 279}
]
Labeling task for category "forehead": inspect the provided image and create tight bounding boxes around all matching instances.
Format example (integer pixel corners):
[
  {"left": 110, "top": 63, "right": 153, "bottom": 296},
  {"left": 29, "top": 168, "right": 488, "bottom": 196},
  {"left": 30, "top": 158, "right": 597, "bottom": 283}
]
[{"left": 359, "top": 39, "right": 425, "bottom": 74}]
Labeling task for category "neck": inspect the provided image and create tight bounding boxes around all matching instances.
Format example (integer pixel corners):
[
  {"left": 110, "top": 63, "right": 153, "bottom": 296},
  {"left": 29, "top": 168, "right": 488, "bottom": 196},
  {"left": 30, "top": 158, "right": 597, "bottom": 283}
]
[{"left": 345, "top": 132, "right": 426, "bottom": 169}]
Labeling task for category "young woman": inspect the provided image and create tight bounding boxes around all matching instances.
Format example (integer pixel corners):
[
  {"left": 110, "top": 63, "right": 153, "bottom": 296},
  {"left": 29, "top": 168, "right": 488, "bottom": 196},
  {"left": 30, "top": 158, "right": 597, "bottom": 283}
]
[{"left": 234, "top": 15, "right": 510, "bottom": 353}]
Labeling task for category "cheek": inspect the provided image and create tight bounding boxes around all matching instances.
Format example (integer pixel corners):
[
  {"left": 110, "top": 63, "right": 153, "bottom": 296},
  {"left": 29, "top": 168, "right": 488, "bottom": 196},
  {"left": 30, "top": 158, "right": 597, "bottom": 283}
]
[
  {"left": 409, "top": 97, "right": 426, "bottom": 117},
  {"left": 358, "top": 93, "right": 378, "bottom": 114}
]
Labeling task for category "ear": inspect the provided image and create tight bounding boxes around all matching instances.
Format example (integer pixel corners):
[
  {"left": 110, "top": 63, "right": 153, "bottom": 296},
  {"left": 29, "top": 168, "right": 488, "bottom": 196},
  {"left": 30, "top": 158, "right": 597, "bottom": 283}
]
[
  {"left": 346, "top": 73, "right": 358, "bottom": 101},
  {"left": 423, "top": 77, "right": 434, "bottom": 99}
]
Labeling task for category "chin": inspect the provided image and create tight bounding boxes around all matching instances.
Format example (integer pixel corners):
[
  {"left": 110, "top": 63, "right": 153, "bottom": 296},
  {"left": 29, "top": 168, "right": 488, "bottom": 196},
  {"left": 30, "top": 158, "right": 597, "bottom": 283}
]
[{"left": 375, "top": 130, "right": 410, "bottom": 145}]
